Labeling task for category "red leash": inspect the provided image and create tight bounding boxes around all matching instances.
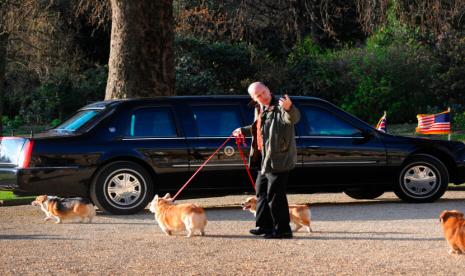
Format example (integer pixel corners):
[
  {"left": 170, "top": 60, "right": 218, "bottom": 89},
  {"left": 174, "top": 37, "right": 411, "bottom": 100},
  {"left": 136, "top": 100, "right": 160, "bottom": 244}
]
[
  {"left": 235, "top": 133, "right": 256, "bottom": 192},
  {"left": 171, "top": 134, "right": 256, "bottom": 201}
]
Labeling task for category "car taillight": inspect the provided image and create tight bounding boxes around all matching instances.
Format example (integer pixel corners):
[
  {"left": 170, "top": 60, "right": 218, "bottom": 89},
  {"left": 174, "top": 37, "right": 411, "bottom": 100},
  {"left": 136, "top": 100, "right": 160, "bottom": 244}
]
[{"left": 18, "top": 140, "right": 34, "bottom": 168}]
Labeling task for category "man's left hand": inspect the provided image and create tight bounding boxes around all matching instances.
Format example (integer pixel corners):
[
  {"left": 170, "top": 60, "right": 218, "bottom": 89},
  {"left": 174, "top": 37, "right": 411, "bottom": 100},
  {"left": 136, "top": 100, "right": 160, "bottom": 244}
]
[{"left": 279, "top": 94, "right": 292, "bottom": 111}]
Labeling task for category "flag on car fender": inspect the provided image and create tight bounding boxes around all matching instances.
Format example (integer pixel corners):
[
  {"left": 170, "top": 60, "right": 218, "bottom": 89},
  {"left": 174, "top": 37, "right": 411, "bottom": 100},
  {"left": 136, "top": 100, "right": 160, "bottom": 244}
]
[
  {"left": 416, "top": 108, "right": 451, "bottom": 135},
  {"left": 376, "top": 111, "right": 387, "bottom": 133}
]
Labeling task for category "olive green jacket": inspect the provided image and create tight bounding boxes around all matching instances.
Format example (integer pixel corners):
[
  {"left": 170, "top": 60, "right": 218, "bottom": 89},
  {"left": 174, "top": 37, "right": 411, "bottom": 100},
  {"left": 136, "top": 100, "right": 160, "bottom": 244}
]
[{"left": 241, "top": 97, "right": 300, "bottom": 174}]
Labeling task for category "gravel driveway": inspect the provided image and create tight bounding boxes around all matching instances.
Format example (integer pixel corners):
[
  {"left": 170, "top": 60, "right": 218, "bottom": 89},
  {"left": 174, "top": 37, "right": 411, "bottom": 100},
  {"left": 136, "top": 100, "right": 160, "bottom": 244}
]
[{"left": 1, "top": 191, "right": 465, "bottom": 275}]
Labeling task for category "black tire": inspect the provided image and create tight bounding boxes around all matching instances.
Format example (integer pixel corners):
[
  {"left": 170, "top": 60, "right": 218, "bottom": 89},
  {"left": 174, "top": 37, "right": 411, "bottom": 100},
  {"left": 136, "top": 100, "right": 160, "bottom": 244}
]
[
  {"left": 90, "top": 161, "right": 154, "bottom": 215},
  {"left": 344, "top": 188, "right": 385, "bottom": 200},
  {"left": 394, "top": 154, "right": 449, "bottom": 203}
]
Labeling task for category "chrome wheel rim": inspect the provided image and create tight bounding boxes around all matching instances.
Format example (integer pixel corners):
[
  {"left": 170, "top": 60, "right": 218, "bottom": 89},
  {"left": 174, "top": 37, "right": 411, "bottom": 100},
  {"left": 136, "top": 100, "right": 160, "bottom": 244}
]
[
  {"left": 105, "top": 170, "right": 143, "bottom": 207},
  {"left": 402, "top": 165, "right": 438, "bottom": 196}
]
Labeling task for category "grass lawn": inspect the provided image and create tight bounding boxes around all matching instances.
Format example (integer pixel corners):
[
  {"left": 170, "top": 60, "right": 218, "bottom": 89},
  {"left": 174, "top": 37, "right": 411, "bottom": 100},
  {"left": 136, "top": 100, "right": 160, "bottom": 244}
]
[
  {"left": 0, "top": 191, "right": 35, "bottom": 202},
  {"left": 0, "top": 191, "right": 17, "bottom": 200}
]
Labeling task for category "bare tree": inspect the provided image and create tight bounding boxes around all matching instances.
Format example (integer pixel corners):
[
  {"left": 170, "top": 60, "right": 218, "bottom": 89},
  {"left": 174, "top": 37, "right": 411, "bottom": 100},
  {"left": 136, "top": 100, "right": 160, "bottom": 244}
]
[
  {"left": 175, "top": 0, "right": 365, "bottom": 50},
  {"left": 356, "top": 0, "right": 465, "bottom": 36},
  {"left": 0, "top": 0, "right": 51, "bottom": 134}
]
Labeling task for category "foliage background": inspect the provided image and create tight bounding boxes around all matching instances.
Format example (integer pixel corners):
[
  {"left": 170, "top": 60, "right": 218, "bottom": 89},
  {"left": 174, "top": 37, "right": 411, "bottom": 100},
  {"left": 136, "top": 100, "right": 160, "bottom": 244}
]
[{"left": 2, "top": 0, "right": 465, "bottom": 132}]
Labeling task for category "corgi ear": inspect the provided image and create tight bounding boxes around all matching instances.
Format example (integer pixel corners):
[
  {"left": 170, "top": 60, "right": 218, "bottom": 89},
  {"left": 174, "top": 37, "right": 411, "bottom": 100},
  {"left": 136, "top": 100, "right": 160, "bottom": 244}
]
[
  {"left": 163, "top": 193, "right": 171, "bottom": 199},
  {"left": 154, "top": 194, "right": 159, "bottom": 201},
  {"left": 439, "top": 210, "right": 446, "bottom": 222}
]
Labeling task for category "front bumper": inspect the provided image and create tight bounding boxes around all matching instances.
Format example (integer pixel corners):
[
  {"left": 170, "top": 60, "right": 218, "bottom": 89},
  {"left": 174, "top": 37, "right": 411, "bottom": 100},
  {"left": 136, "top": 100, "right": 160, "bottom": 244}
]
[{"left": 454, "top": 163, "right": 465, "bottom": 184}]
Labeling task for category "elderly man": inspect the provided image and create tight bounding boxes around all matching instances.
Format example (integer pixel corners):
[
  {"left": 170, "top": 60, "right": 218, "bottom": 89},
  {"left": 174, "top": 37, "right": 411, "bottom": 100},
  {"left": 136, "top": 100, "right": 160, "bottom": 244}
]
[{"left": 233, "top": 82, "right": 300, "bottom": 239}]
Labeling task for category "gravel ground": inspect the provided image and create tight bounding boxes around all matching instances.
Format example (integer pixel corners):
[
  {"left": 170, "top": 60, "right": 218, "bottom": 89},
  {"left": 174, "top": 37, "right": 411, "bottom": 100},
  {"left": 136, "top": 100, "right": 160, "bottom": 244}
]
[{"left": 1, "top": 191, "right": 465, "bottom": 275}]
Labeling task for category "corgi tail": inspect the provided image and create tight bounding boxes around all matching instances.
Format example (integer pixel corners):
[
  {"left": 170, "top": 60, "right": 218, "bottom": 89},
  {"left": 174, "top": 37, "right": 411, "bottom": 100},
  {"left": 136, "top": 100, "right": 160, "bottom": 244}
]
[{"left": 191, "top": 212, "right": 207, "bottom": 229}]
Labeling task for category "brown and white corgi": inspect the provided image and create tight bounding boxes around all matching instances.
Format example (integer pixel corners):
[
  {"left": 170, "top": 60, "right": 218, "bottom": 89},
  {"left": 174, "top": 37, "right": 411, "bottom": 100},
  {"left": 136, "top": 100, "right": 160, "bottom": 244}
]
[
  {"left": 241, "top": 196, "right": 313, "bottom": 233},
  {"left": 31, "top": 195, "right": 96, "bottom": 224},
  {"left": 439, "top": 209, "right": 465, "bottom": 254},
  {"left": 149, "top": 193, "right": 207, "bottom": 237}
]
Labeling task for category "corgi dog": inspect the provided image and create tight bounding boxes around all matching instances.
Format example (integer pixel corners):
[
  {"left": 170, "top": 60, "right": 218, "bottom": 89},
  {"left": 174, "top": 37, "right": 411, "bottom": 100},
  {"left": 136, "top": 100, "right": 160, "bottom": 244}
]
[
  {"left": 439, "top": 209, "right": 465, "bottom": 254},
  {"left": 149, "top": 193, "right": 207, "bottom": 237},
  {"left": 241, "top": 196, "right": 312, "bottom": 233},
  {"left": 31, "top": 195, "right": 96, "bottom": 224}
]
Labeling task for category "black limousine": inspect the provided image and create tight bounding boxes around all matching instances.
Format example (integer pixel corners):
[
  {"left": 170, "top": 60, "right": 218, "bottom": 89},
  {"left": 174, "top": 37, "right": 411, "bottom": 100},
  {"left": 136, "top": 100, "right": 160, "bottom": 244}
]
[{"left": 1, "top": 96, "right": 465, "bottom": 214}]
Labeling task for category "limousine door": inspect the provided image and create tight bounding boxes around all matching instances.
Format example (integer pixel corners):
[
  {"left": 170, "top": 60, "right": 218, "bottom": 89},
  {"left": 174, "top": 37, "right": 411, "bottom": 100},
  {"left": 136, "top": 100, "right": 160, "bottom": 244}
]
[
  {"left": 181, "top": 103, "right": 255, "bottom": 194},
  {"left": 121, "top": 106, "right": 191, "bottom": 193},
  {"left": 295, "top": 104, "right": 388, "bottom": 188}
]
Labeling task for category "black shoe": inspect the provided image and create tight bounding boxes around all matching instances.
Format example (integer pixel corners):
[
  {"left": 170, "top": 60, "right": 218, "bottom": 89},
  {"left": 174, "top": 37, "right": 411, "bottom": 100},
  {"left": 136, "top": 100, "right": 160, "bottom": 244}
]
[
  {"left": 263, "top": 231, "right": 293, "bottom": 239},
  {"left": 249, "top": 228, "right": 272, "bottom": 236}
]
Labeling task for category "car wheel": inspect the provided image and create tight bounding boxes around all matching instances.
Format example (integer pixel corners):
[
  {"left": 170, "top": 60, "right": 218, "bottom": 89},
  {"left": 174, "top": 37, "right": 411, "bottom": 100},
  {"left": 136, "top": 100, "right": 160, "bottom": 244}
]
[
  {"left": 394, "top": 154, "right": 448, "bottom": 203},
  {"left": 344, "top": 188, "right": 384, "bottom": 200},
  {"left": 91, "top": 161, "right": 154, "bottom": 215}
]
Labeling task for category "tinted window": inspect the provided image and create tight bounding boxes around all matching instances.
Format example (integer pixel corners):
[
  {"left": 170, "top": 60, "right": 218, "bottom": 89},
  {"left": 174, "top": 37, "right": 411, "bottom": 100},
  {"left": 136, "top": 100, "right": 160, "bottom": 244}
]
[
  {"left": 191, "top": 105, "right": 242, "bottom": 137},
  {"left": 129, "top": 107, "right": 177, "bottom": 137},
  {"left": 56, "top": 110, "right": 100, "bottom": 132},
  {"left": 301, "top": 105, "right": 360, "bottom": 136}
]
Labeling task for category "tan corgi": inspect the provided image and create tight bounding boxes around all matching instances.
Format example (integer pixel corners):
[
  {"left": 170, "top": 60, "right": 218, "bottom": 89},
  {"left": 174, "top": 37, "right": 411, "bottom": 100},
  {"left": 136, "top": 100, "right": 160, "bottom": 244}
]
[
  {"left": 241, "top": 196, "right": 312, "bottom": 233},
  {"left": 439, "top": 209, "right": 465, "bottom": 254},
  {"left": 149, "top": 193, "right": 207, "bottom": 237},
  {"left": 31, "top": 195, "right": 96, "bottom": 224}
]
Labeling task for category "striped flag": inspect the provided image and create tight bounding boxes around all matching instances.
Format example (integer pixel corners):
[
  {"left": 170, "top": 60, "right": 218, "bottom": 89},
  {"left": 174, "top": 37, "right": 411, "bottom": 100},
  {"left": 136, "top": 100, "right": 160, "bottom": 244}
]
[
  {"left": 416, "top": 108, "right": 451, "bottom": 134},
  {"left": 376, "top": 111, "right": 387, "bottom": 133}
]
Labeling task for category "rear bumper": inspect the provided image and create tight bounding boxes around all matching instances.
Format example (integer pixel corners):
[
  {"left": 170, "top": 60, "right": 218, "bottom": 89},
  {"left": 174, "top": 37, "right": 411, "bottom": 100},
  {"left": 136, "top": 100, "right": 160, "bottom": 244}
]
[
  {"left": 0, "top": 168, "right": 19, "bottom": 190},
  {"left": 0, "top": 166, "right": 92, "bottom": 196}
]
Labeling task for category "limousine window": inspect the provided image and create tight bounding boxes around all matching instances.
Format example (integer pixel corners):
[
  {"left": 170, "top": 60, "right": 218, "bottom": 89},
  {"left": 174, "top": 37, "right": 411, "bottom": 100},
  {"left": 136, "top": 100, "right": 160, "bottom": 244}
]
[
  {"left": 301, "top": 105, "right": 360, "bottom": 136},
  {"left": 55, "top": 110, "right": 100, "bottom": 132},
  {"left": 129, "top": 107, "right": 177, "bottom": 137},
  {"left": 191, "top": 105, "right": 241, "bottom": 137}
]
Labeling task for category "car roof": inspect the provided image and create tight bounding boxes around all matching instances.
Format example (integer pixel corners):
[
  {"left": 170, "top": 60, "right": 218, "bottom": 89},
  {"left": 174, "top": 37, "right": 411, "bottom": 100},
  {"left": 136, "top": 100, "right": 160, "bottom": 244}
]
[{"left": 80, "top": 95, "right": 325, "bottom": 110}]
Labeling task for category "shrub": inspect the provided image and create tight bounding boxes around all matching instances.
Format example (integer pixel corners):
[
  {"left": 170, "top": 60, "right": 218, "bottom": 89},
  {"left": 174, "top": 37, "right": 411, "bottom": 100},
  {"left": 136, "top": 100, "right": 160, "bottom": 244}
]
[
  {"left": 49, "top": 119, "right": 62, "bottom": 128},
  {"left": 175, "top": 36, "right": 278, "bottom": 95},
  {"left": 18, "top": 65, "right": 106, "bottom": 125},
  {"left": 286, "top": 22, "right": 440, "bottom": 124},
  {"left": 454, "top": 111, "right": 465, "bottom": 131}
]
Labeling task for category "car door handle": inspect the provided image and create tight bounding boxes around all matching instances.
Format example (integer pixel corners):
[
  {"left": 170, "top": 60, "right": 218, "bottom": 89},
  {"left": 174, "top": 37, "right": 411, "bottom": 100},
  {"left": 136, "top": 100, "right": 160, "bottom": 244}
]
[{"left": 306, "top": 145, "right": 320, "bottom": 149}]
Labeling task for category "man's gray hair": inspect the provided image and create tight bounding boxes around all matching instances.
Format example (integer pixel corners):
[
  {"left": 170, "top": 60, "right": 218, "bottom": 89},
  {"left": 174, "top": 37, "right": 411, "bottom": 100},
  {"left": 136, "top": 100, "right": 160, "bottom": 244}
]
[{"left": 247, "top": 82, "right": 270, "bottom": 95}]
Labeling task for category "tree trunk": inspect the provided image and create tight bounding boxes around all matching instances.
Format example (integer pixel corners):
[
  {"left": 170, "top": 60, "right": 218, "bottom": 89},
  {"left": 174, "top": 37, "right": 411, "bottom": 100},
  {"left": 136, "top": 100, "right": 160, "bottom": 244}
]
[
  {"left": 0, "top": 32, "right": 8, "bottom": 136},
  {"left": 105, "top": 0, "right": 174, "bottom": 99}
]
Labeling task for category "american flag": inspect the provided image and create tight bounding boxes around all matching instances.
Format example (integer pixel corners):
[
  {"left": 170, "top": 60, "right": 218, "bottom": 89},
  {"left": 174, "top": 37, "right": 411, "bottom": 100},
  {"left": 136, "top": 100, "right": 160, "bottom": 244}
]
[
  {"left": 376, "top": 111, "right": 387, "bottom": 133},
  {"left": 416, "top": 109, "right": 451, "bottom": 134}
]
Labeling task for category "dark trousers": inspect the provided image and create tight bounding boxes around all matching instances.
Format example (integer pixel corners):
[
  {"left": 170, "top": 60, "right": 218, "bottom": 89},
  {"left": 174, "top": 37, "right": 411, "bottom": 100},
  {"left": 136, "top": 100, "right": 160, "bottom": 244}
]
[{"left": 255, "top": 171, "right": 291, "bottom": 233}]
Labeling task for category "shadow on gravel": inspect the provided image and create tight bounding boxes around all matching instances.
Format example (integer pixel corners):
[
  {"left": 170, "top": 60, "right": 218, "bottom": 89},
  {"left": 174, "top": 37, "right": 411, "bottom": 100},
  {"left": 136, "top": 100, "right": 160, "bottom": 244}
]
[
  {"left": 204, "top": 234, "right": 257, "bottom": 240},
  {"left": 312, "top": 197, "right": 464, "bottom": 207},
  {"left": 205, "top": 209, "right": 254, "bottom": 222},
  {"left": 0, "top": 234, "right": 83, "bottom": 240},
  {"left": 94, "top": 222, "right": 155, "bottom": 225},
  {"left": 311, "top": 230, "right": 413, "bottom": 235},
  {"left": 296, "top": 236, "right": 443, "bottom": 241},
  {"left": 96, "top": 213, "right": 152, "bottom": 219},
  {"left": 313, "top": 198, "right": 465, "bottom": 221}
]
